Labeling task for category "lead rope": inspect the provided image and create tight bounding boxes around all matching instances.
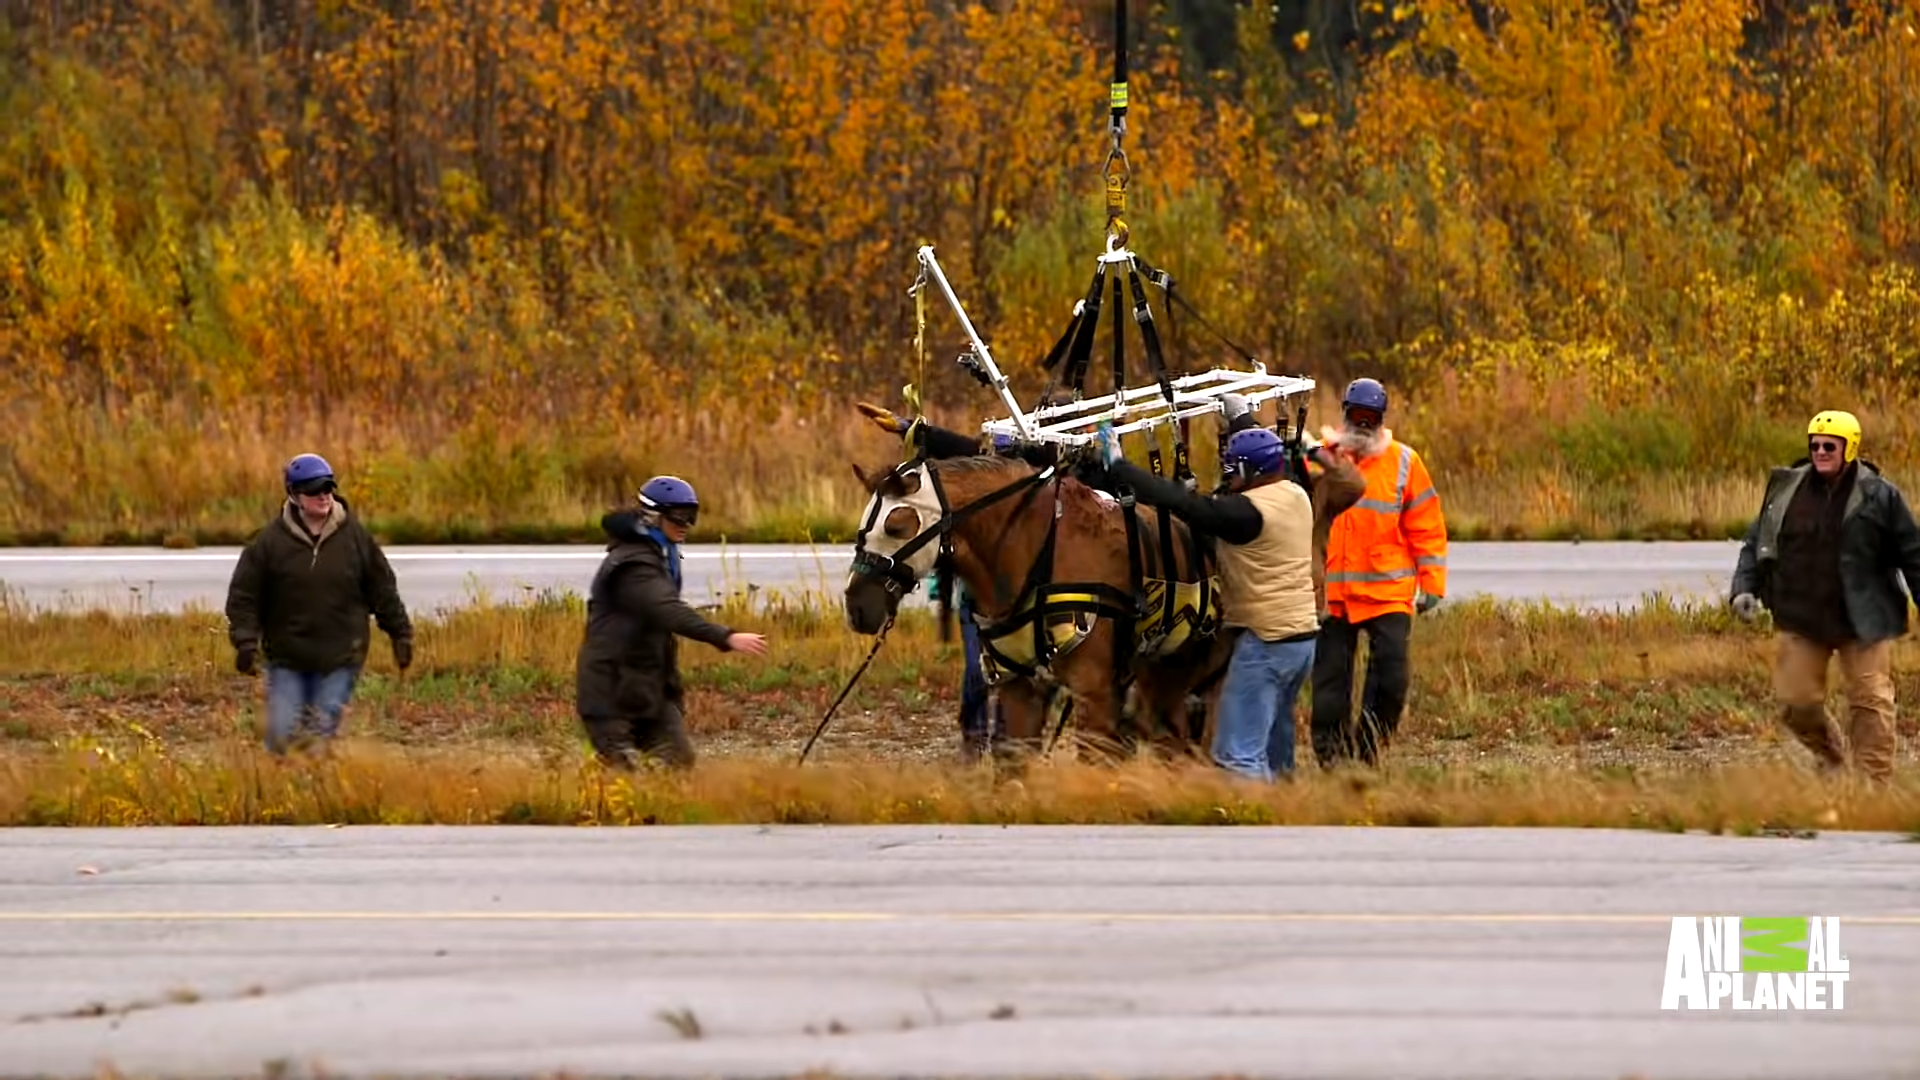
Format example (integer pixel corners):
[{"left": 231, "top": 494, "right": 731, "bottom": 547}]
[{"left": 796, "top": 614, "right": 896, "bottom": 766}]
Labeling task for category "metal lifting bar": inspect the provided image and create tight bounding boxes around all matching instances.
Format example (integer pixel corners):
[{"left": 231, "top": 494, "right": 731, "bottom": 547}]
[
  {"left": 981, "top": 371, "right": 1315, "bottom": 448},
  {"left": 913, "top": 240, "right": 1316, "bottom": 452},
  {"left": 915, "top": 244, "right": 1036, "bottom": 440}
]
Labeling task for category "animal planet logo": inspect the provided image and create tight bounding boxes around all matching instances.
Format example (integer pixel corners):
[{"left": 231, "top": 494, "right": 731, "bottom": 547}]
[{"left": 1661, "top": 916, "right": 1850, "bottom": 1010}]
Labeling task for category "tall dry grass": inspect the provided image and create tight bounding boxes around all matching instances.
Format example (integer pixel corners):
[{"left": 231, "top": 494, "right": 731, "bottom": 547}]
[
  {"left": 5, "top": 591, "right": 1919, "bottom": 829},
  {"left": 7, "top": 736, "right": 1916, "bottom": 832}
]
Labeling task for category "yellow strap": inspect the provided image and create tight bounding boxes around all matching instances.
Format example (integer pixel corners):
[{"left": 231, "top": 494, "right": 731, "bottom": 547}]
[{"left": 907, "top": 267, "right": 928, "bottom": 419}]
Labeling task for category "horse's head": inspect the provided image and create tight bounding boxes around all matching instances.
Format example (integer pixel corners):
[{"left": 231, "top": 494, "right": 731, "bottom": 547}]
[
  {"left": 844, "top": 452, "right": 1058, "bottom": 635},
  {"left": 844, "top": 457, "right": 948, "bottom": 634}
]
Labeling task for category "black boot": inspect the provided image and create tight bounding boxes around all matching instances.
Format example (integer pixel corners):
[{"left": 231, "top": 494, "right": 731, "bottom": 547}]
[{"left": 583, "top": 717, "right": 640, "bottom": 770}]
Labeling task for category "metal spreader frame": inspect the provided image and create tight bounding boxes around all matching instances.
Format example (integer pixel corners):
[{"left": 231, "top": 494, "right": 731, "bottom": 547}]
[{"left": 914, "top": 243, "right": 1315, "bottom": 452}]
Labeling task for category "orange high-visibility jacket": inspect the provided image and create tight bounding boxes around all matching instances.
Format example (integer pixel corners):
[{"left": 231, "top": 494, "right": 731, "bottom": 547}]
[{"left": 1323, "top": 437, "right": 1448, "bottom": 623}]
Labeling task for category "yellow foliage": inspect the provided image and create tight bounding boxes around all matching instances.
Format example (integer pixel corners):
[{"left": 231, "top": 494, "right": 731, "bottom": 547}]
[{"left": 2, "top": 1, "right": 1920, "bottom": 542}]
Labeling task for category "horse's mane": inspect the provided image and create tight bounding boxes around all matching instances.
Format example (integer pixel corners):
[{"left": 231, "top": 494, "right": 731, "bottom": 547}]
[
  {"left": 931, "top": 454, "right": 1031, "bottom": 477},
  {"left": 858, "top": 452, "right": 1032, "bottom": 496},
  {"left": 858, "top": 451, "right": 1193, "bottom": 550}
]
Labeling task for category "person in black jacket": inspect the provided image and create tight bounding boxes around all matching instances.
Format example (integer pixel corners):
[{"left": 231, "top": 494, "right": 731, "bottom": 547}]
[
  {"left": 224, "top": 453, "right": 413, "bottom": 755},
  {"left": 574, "top": 475, "right": 769, "bottom": 770},
  {"left": 1730, "top": 410, "right": 1920, "bottom": 782}
]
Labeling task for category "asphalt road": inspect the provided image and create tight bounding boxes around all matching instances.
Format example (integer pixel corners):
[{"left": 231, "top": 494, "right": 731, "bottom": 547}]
[
  {"left": 0, "top": 825, "right": 1915, "bottom": 1080},
  {"left": 0, "top": 540, "right": 1743, "bottom": 615}
]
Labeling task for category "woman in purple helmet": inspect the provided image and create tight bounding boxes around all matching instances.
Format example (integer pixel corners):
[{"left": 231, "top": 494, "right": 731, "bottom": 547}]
[{"left": 573, "top": 475, "right": 770, "bottom": 769}]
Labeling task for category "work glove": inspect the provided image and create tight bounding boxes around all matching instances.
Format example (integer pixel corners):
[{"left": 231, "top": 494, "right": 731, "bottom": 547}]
[
  {"left": 855, "top": 401, "right": 912, "bottom": 435},
  {"left": 1220, "top": 393, "right": 1251, "bottom": 423},
  {"left": 1731, "top": 593, "right": 1762, "bottom": 623},
  {"left": 1415, "top": 591, "right": 1443, "bottom": 615},
  {"left": 1094, "top": 421, "right": 1122, "bottom": 466},
  {"left": 234, "top": 642, "right": 257, "bottom": 676},
  {"left": 392, "top": 636, "right": 414, "bottom": 671}
]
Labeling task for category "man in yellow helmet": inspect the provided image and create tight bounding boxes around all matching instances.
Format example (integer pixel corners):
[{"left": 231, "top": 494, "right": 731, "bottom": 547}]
[{"left": 1729, "top": 409, "right": 1920, "bottom": 782}]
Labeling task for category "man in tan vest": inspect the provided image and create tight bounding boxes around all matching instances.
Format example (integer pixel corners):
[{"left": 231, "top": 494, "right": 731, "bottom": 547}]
[{"left": 1096, "top": 424, "right": 1358, "bottom": 781}]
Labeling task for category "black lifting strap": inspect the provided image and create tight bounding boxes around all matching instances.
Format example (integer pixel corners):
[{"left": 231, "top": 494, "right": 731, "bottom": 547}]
[
  {"left": 1132, "top": 254, "right": 1261, "bottom": 369},
  {"left": 1128, "top": 251, "right": 1251, "bottom": 491},
  {"left": 1126, "top": 259, "right": 1187, "bottom": 484},
  {"left": 1036, "top": 261, "right": 1110, "bottom": 409},
  {"left": 1121, "top": 257, "right": 1186, "bottom": 642}
]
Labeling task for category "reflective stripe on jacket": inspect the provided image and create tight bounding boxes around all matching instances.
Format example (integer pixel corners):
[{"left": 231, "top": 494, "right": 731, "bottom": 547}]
[{"left": 1323, "top": 439, "right": 1448, "bottom": 622}]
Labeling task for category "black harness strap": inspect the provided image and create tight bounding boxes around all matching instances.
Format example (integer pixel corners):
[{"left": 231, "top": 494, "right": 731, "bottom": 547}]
[
  {"left": 1034, "top": 310, "right": 1081, "bottom": 408},
  {"left": 1061, "top": 263, "right": 1108, "bottom": 403},
  {"left": 1132, "top": 254, "right": 1261, "bottom": 367},
  {"left": 1126, "top": 262, "right": 1185, "bottom": 480}
]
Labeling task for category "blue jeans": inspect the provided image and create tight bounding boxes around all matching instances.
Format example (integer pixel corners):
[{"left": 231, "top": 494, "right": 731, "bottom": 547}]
[
  {"left": 264, "top": 664, "right": 362, "bottom": 754},
  {"left": 1212, "top": 630, "right": 1317, "bottom": 781},
  {"left": 958, "top": 595, "right": 993, "bottom": 744}
]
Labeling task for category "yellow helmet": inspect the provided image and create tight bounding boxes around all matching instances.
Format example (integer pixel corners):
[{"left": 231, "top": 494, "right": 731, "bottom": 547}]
[{"left": 1807, "top": 410, "right": 1862, "bottom": 462}]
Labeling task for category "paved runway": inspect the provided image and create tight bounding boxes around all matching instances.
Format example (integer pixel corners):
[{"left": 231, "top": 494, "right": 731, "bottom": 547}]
[
  {"left": 0, "top": 540, "right": 1743, "bottom": 614},
  {"left": 0, "top": 825, "right": 1915, "bottom": 1079}
]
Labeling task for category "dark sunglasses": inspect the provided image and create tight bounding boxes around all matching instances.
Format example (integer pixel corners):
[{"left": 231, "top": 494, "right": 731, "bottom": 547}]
[
  {"left": 659, "top": 506, "right": 698, "bottom": 527},
  {"left": 291, "top": 478, "right": 337, "bottom": 496},
  {"left": 1346, "top": 408, "right": 1383, "bottom": 427},
  {"left": 1809, "top": 439, "right": 1845, "bottom": 455}
]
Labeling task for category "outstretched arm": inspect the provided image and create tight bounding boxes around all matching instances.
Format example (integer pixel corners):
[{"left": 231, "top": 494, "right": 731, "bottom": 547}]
[
  {"left": 1109, "top": 459, "right": 1263, "bottom": 545},
  {"left": 612, "top": 558, "right": 736, "bottom": 650}
]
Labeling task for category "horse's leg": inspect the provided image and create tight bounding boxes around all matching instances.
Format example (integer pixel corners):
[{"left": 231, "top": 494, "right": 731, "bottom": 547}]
[
  {"left": 991, "top": 678, "right": 1048, "bottom": 770},
  {"left": 1050, "top": 621, "right": 1135, "bottom": 763},
  {"left": 1194, "top": 629, "right": 1238, "bottom": 758},
  {"left": 1066, "top": 679, "right": 1124, "bottom": 763},
  {"left": 1131, "top": 665, "right": 1193, "bottom": 763}
]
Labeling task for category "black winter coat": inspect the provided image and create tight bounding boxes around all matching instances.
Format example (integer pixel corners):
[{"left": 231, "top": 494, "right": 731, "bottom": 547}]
[
  {"left": 574, "top": 510, "right": 737, "bottom": 721},
  {"left": 1731, "top": 458, "right": 1920, "bottom": 645},
  {"left": 223, "top": 497, "right": 412, "bottom": 672}
]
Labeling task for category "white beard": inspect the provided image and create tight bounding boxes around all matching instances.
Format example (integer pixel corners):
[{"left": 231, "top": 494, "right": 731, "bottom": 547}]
[{"left": 1322, "top": 423, "right": 1392, "bottom": 458}]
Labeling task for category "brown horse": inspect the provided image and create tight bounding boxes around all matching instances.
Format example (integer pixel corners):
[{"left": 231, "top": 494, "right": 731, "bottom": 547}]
[{"left": 843, "top": 448, "right": 1237, "bottom": 763}]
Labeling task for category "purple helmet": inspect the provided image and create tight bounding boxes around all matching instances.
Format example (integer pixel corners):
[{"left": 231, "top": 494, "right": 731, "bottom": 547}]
[
  {"left": 639, "top": 475, "right": 699, "bottom": 524},
  {"left": 1224, "top": 428, "right": 1285, "bottom": 478},
  {"left": 284, "top": 453, "right": 335, "bottom": 494},
  {"left": 1343, "top": 377, "right": 1388, "bottom": 415}
]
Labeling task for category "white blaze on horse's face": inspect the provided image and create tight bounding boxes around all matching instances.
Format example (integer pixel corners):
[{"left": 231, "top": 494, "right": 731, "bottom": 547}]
[{"left": 849, "top": 461, "right": 944, "bottom": 591}]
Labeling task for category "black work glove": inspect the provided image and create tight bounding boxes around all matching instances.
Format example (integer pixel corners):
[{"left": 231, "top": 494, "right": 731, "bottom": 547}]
[
  {"left": 235, "top": 642, "right": 257, "bottom": 675},
  {"left": 392, "top": 636, "right": 413, "bottom": 672}
]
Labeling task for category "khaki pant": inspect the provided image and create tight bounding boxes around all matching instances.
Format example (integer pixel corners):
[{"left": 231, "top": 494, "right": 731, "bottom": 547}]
[{"left": 1771, "top": 632, "right": 1897, "bottom": 781}]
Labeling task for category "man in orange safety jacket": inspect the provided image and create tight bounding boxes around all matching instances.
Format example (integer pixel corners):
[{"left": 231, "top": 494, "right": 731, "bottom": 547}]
[{"left": 1310, "top": 377, "right": 1449, "bottom": 768}]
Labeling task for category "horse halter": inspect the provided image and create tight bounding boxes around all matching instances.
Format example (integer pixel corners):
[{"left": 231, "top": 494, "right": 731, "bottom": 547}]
[
  {"left": 850, "top": 455, "right": 950, "bottom": 599},
  {"left": 850, "top": 453, "right": 1058, "bottom": 601}
]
